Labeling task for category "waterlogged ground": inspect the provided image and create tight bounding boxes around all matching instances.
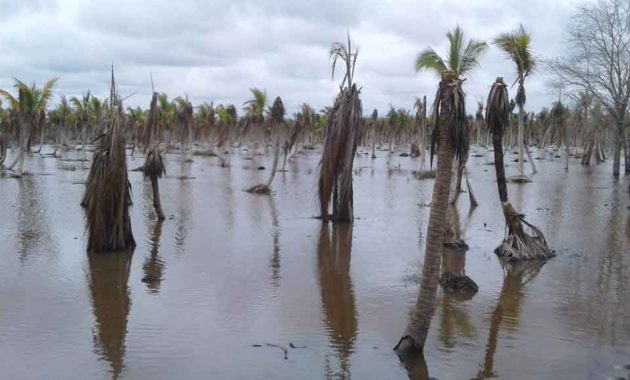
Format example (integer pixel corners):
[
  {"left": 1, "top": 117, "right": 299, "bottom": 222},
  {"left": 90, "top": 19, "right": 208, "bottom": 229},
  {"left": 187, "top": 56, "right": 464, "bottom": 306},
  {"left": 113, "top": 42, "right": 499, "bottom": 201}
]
[{"left": 0, "top": 144, "right": 629, "bottom": 379}]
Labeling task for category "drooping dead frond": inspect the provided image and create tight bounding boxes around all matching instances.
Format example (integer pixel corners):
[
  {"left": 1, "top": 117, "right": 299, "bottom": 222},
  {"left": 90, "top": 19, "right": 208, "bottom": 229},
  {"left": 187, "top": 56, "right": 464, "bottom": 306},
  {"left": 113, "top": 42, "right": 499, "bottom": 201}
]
[
  {"left": 430, "top": 71, "right": 469, "bottom": 168},
  {"left": 486, "top": 78, "right": 510, "bottom": 138},
  {"left": 317, "top": 84, "right": 362, "bottom": 222},
  {"left": 83, "top": 70, "right": 135, "bottom": 251}
]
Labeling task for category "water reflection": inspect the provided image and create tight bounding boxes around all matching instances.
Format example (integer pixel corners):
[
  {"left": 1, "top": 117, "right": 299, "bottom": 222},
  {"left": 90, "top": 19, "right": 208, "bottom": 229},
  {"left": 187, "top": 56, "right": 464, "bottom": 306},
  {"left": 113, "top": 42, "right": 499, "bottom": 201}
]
[
  {"left": 174, "top": 162, "right": 192, "bottom": 255},
  {"left": 88, "top": 250, "right": 133, "bottom": 379},
  {"left": 317, "top": 224, "right": 357, "bottom": 379},
  {"left": 142, "top": 220, "right": 165, "bottom": 294},
  {"left": 15, "top": 176, "right": 53, "bottom": 263},
  {"left": 438, "top": 248, "right": 476, "bottom": 350},
  {"left": 268, "top": 195, "right": 280, "bottom": 288},
  {"left": 477, "top": 261, "right": 543, "bottom": 379},
  {"left": 396, "top": 349, "right": 429, "bottom": 380}
]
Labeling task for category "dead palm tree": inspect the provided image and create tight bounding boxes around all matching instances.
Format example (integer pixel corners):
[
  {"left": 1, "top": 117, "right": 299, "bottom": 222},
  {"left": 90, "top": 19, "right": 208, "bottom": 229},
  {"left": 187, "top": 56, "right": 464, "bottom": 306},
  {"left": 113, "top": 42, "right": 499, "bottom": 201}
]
[
  {"left": 395, "top": 70, "right": 470, "bottom": 353},
  {"left": 0, "top": 78, "right": 58, "bottom": 177},
  {"left": 140, "top": 92, "right": 166, "bottom": 220},
  {"left": 495, "top": 24, "right": 537, "bottom": 181},
  {"left": 486, "top": 77, "right": 552, "bottom": 261},
  {"left": 318, "top": 33, "right": 363, "bottom": 222},
  {"left": 83, "top": 70, "right": 135, "bottom": 252}
]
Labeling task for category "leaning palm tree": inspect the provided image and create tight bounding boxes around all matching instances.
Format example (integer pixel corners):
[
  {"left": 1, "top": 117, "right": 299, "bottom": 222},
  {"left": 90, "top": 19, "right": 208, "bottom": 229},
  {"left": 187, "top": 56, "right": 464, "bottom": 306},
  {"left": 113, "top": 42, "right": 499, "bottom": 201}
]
[
  {"left": 246, "top": 96, "right": 285, "bottom": 194},
  {"left": 416, "top": 25, "right": 487, "bottom": 205},
  {"left": 486, "top": 77, "right": 552, "bottom": 261},
  {"left": 0, "top": 78, "right": 57, "bottom": 177},
  {"left": 395, "top": 70, "right": 470, "bottom": 353},
  {"left": 494, "top": 24, "right": 537, "bottom": 181},
  {"left": 318, "top": 33, "right": 363, "bottom": 223},
  {"left": 83, "top": 69, "right": 135, "bottom": 252}
]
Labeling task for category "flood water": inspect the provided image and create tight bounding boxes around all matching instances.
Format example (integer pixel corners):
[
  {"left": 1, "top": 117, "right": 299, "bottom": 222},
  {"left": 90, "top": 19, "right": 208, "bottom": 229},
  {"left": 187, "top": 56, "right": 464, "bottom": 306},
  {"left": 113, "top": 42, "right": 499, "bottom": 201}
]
[{"left": 0, "top": 145, "right": 629, "bottom": 379}]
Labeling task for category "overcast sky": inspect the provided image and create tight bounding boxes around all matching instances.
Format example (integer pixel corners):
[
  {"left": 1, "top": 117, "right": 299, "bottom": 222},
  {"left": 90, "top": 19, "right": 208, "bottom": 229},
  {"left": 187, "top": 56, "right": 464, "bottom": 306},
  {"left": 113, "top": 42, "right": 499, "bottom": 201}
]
[{"left": 0, "top": 0, "right": 582, "bottom": 115}]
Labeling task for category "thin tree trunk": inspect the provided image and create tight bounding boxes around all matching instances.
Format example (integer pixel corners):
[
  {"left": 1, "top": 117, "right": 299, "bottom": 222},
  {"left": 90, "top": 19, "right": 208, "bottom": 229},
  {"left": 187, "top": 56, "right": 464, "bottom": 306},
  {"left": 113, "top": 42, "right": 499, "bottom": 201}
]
[
  {"left": 396, "top": 101, "right": 454, "bottom": 351},
  {"left": 266, "top": 136, "right": 281, "bottom": 188},
  {"left": 613, "top": 135, "right": 622, "bottom": 179},
  {"left": 517, "top": 104, "right": 526, "bottom": 178}
]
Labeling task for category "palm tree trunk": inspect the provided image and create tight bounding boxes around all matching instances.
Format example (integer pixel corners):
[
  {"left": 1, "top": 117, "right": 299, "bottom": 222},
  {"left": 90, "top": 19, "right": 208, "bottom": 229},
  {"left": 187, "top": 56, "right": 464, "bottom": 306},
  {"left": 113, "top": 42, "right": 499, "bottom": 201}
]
[
  {"left": 266, "top": 135, "right": 281, "bottom": 188},
  {"left": 395, "top": 100, "right": 454, "bottom": 352},
  {"left": 517, "top": 104, "right": 526, "bottom": 178}
]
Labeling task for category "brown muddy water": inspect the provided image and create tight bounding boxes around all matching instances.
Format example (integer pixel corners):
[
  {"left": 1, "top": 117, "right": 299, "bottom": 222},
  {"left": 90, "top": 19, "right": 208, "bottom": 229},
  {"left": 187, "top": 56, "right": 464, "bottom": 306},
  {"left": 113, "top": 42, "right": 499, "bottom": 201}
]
[{"left": 0, "top": 145, "right": 629, "bottom": 379}]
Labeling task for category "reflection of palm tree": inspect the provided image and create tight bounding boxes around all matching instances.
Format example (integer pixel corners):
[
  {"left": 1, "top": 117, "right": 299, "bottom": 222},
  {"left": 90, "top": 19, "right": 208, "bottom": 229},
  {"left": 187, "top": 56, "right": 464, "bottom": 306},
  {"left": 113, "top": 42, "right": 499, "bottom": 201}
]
[
  {"left": 317, "top": 224, "right": 357, "bottom": 379},
  {"left": 478, "top": 261, "right": 543, "bottom": 379},
  {"left": 88, "top": 250, "right": 133, "bottom": 380},
  {"left": 142, "top": 220, "right": 165, "bottom": 294},
  {"left": 15, "top": 177, "right": 52, "bottom": 263},
  {"left": 268, "top": 195, "right": 280, "bottom": 288}
]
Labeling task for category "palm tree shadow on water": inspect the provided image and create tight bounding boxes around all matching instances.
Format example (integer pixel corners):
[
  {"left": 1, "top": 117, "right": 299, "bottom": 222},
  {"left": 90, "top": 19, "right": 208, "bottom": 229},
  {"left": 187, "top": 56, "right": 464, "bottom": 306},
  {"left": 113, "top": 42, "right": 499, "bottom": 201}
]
[
  {"left": 475, "top": 260, "right": 544, "bottom": 379},
  {"left": 267, "top": 194, "right": 281, "bottom": 288},
  {"left": 317, "top": 223, "right": 357, "bottom": 379},
  {"left": 142, "top": 220, "right": 165, "bottom": 293},
  {"left": 87, "top": 249, "right": 134, "bottom": 380}
]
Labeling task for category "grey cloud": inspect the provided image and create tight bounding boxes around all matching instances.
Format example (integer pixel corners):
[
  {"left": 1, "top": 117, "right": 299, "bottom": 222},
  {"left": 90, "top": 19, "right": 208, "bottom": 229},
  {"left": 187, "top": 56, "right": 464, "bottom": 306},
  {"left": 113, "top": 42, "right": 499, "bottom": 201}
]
[{"left": 0, "top": 0, "right": 584, "bottom": 115}]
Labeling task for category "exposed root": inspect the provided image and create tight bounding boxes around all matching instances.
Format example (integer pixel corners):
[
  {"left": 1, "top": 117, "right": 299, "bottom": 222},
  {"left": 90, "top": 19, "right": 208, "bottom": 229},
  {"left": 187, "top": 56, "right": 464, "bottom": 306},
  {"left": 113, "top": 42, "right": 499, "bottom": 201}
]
[
  {"left": 495, "top": 202, "right": 554, "bottom": 261},
  {"left": 439, "top": 272, "right": 479, "bottom": 296}
]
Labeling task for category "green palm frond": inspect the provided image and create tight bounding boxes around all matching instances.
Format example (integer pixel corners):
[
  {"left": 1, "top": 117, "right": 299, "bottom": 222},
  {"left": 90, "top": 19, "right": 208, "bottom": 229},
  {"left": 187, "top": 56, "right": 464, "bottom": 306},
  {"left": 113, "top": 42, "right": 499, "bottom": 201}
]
[
  {"left": 416, "top": 48, "right": 447, "bottom": 75},
  {"left": 494, "top": 24, "right": 536, "bottom": 80},
  {"left": 416, "top": 26, "right": 486, "bottom": 78}
]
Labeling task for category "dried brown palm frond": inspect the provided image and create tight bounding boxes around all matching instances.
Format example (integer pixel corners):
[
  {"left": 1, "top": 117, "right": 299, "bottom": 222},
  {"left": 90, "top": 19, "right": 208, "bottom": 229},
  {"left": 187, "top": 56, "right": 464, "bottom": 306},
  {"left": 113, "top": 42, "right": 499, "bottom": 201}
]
[
  {"left": 140, "top": 90, "right": 166, "bottom": 219},
  {"left": 429, "top": 72, "right": 469, "bottom": 168},
  {"left": 83, "top": 70, "right": 135, "bottom": 252},
  {"left": 487, "top": 77, "right": 552, "bottom": 261},
  {"left": 318, "top": 84, "right": 362, "bottom": 222}
]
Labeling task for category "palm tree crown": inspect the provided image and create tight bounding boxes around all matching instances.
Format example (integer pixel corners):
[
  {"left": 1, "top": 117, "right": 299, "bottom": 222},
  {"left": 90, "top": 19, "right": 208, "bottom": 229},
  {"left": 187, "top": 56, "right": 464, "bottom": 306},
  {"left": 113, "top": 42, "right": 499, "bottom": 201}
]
[
  {"left": 416, "top": 26, "right": 488, "bottom": 78},
  {"left": 494, "top": 24, "right": 535, "bottom": 106}
]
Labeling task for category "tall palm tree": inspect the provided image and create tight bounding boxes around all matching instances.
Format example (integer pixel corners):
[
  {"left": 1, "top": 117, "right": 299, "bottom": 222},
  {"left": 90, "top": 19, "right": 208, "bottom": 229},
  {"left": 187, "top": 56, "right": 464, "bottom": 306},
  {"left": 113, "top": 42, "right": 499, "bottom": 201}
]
[
  {"left": 0, "top": 78, "right": 57, "bottom": 177},
  {"left": 396, "top": 70, "right": 470, "bottom": 353},
  {"left": 318, "top": 33, "right": 362, "bottom": 223},
  {"left": 246, "top": 96, "right": 285, "bottom": 194},
  {"left": 494, "top": 24, "right": 536, "bottom": 181},
  {"left": 415, "top": 25, "right": 488, "bottom": 78},
  {"left": 416, "top": 26, "right": 487, "bottom": 202}
]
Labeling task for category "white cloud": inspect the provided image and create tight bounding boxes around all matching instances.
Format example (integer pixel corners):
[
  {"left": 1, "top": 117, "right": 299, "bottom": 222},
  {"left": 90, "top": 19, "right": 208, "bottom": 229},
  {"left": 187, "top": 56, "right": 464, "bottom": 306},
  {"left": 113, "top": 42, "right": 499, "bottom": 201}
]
[{"left": 0, "top": 0, "right": 582, "bottom": 115}]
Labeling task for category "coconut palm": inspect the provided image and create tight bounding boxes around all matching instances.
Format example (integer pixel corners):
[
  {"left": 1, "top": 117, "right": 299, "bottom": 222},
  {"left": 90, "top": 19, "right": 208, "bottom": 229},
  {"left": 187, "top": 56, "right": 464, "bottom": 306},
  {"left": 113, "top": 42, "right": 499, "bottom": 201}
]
[
  {"left": 70, "top": 92, "right": 91, "bottom": 148},
  {"left": 494, "top": 24, "right": 537, "bottom": 180},
  {"left": 395, "top": 71, "right": 470, "bottom": 353},
  {"left": 416, "top": 26, "right": 486, "bottom": 203},
  {"left": 174, "top": 96, "right": 193, "bottom": 159},
  {"left": 243, "top": 88, "right": 267, "bottom": 144},
  {"left": 415, "top": 25, "right": 488, "bottom": 78},
  {"left": 486, "top": 77, "right": 552, "bottom": 261},
  {"left": 318, "top": 33, "right": 363, "bottom": 222},
  {"left": 246, "top": 96, "right": 285, "bottom": 194},
  {"left": 0, "top": 78, "right": 58, "bottom": 177}
]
